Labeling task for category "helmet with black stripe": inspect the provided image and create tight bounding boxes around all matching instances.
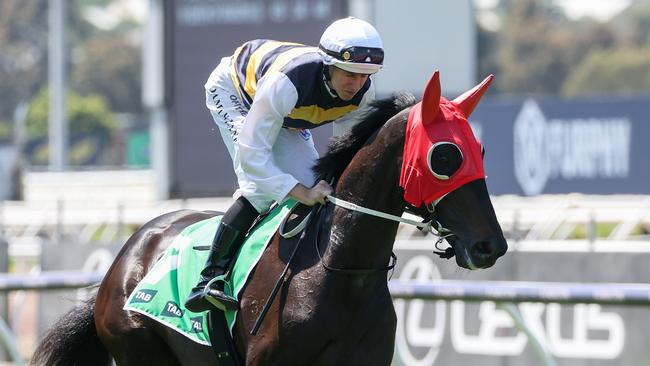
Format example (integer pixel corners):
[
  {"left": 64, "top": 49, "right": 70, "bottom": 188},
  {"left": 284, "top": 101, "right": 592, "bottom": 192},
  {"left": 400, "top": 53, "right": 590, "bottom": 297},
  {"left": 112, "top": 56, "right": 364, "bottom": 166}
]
[{"left": 319, "top": 17, "right": 384, "bottom": 75}]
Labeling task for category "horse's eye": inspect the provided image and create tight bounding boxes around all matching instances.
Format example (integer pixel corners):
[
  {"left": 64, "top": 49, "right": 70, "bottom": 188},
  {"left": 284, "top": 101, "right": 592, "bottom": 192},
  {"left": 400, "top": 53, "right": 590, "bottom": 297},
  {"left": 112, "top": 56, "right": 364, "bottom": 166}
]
[{"left": 427, "top": 142, "right": 463, "bottom": 180}]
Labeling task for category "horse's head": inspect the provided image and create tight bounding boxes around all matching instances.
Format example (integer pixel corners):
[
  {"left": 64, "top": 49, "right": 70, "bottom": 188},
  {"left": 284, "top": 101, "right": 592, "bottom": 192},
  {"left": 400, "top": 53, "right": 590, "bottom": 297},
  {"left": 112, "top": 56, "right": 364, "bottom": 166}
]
[{"left": 400, "top": 71, "right": 507, "bottom": 269}]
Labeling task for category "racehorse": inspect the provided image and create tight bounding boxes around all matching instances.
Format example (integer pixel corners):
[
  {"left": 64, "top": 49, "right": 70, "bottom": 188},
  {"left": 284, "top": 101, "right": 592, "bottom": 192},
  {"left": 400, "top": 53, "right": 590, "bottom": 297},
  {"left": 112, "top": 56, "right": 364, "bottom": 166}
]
[{"left": 32, "top": 71, "right": 507, "bottom": 366}]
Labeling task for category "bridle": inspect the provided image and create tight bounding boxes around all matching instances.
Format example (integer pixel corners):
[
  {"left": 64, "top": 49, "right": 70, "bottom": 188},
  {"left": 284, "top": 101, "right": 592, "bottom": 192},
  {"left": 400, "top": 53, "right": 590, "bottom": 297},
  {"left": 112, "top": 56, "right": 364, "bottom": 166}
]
[
  {"left": 405, "top": 196, "right": 457, "bottom": 259},
  {"left": 327, "top": 194, "right": 453, "bottom": 234},
  {"left": 328, "top": 195, "right": 456, "bottom": 258},
  {"left": 313, "top": 194, "right": 456, "bottom": 276}
]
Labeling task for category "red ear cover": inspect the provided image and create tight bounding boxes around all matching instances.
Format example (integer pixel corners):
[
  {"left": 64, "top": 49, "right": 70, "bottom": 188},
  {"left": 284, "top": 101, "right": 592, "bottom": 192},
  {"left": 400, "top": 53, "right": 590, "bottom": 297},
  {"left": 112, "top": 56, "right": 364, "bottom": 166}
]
[
  {"left": 421, "top": 70, "right": 441, "bottom": 124},
  {"left": 451, "top": 74, "right": 494, "bottom": 118}
]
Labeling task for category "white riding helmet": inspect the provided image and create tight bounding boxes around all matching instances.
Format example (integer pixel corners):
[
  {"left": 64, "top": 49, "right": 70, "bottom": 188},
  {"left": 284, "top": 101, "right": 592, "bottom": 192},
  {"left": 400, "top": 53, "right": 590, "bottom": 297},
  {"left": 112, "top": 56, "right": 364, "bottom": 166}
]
[{"left": 319, "top": 17, "right": 384, "bottom": 75}]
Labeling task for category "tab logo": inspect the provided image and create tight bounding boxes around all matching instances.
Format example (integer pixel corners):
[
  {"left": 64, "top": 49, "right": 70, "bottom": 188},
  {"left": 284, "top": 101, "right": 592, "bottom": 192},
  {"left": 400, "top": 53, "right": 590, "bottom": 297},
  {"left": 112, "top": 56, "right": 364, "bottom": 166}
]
[
  {"left": 130, "top": 289, "right": 157, "bottom": 304},
  {"left": 190, "top": 316, "right": 204, "bottom": 333},
  {"left": 162, "top": 301, "right": 184, "bottom": 318}
]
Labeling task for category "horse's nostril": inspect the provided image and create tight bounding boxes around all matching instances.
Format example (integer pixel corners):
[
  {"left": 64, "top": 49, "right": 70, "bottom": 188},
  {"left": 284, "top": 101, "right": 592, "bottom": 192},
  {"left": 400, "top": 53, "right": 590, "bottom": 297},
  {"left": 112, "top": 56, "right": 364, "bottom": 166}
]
[{"left": 473, "top": 240, "right": 494, "bottom": 256}]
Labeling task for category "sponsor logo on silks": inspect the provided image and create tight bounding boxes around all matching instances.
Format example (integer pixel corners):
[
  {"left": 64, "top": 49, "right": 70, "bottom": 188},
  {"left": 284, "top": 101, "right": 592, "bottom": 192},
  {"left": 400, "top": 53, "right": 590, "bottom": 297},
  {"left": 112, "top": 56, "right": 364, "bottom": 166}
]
[
  {"left": 190, "top": 316, "right": 204, "bottom": 333},
  {"left": 130, "top": 289, "right": 158, "bottom": 304},
  {"left": 161, "top": 301, "right": 184, "bottom": 318},
  {"left": 299, "top": 129, "right": 311, "bottom": 141}
]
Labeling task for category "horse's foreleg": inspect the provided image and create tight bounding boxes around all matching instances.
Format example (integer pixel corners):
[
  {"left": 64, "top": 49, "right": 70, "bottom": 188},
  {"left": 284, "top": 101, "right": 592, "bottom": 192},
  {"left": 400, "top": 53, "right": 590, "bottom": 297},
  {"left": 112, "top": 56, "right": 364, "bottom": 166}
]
[{"left": 347, "top": 303, "right": 397, "bottom": 366}]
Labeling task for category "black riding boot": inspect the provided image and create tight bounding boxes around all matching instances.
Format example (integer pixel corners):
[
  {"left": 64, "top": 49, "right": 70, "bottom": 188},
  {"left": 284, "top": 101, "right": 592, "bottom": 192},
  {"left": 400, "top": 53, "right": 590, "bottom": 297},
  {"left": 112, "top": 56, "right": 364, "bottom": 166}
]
[
  {"left": 184, "top": 222, "right": 244, "bottom": 312},
  {"left": 185, "top": 196, "right": 259, "bottom": 312}
]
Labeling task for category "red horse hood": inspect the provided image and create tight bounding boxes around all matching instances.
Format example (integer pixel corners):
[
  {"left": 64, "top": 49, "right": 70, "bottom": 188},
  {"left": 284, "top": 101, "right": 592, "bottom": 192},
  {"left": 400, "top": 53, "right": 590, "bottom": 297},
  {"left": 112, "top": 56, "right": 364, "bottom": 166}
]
[{"left": 400, "top": 71, "right": 493, "bottom": 207}]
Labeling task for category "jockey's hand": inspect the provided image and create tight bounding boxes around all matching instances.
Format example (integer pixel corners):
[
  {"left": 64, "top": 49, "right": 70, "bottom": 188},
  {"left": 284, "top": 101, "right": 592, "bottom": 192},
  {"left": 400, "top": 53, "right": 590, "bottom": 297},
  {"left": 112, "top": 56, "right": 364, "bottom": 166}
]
[{"left": 289, "top": 181, "right": 332, "bottom": 206}]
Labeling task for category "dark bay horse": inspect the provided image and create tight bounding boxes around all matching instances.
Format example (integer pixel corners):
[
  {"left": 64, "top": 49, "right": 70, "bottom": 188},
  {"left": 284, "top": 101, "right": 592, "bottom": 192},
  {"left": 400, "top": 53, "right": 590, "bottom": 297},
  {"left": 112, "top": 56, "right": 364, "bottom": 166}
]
[{"left": 32, "top": 71, "right": 507, "bottom": 365}]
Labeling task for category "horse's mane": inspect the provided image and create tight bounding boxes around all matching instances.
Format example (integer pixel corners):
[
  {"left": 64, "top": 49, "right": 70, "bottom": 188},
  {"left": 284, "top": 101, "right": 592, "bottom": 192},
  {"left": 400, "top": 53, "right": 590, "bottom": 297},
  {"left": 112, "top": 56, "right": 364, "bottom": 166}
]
[{"left": 313, "top": 91, "right": 417, "bottom": 182}]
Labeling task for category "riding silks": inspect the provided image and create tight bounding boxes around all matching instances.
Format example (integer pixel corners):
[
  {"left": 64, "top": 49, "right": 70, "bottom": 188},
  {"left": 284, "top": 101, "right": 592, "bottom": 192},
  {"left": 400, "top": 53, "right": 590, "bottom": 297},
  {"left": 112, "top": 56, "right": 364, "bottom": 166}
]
[{"left": 123, "top": 199, "right": 298, "bottom": 345}]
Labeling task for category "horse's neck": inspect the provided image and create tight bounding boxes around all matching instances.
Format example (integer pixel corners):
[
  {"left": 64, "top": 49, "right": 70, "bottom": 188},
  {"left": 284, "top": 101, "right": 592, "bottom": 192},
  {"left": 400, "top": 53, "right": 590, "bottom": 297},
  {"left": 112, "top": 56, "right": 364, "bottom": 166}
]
[{"left": 325, "top": 119, "right": 406, "bottom": 271}]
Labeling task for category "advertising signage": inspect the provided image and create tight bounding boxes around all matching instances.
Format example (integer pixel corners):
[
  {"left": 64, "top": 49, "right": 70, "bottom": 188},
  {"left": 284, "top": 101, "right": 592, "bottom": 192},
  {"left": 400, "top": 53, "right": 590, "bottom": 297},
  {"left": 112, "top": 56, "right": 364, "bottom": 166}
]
[
  {"left": 391, "top": 240, "right": 650, "bottom": 366},
  {"left": 471, "top": 96, "right": 650, "bottom": 196},
  {"left": 167, "top": 0, "right": 346, "bottom": 197}
]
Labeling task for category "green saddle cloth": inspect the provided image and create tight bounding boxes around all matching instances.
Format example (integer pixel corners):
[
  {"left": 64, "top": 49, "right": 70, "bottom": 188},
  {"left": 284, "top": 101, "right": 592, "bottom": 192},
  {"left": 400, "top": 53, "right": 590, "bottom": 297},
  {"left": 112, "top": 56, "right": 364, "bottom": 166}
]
[{"left": 123, "top": 199, "right": 297, "bottom": 345}]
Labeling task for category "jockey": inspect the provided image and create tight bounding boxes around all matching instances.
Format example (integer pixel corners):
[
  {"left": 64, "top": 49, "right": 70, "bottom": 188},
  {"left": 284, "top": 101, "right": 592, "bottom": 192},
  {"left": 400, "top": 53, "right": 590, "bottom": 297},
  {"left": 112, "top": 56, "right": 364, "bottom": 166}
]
[{"left": 185, "top": 17, "right": 385, "bottom": 312}]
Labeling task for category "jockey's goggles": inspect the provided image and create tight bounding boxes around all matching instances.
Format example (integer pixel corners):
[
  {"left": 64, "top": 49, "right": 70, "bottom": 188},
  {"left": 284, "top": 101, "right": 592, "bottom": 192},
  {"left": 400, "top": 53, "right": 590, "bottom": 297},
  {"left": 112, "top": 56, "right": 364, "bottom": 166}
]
[{"left": 319, "top": 45, "right": 384, "bottom": 65}]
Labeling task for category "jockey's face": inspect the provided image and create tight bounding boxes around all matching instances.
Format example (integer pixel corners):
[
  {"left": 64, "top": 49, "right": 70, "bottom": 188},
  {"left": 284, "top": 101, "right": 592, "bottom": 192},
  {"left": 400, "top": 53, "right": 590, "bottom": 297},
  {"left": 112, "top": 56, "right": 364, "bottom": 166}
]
[{"left": 328, "top": 66, "right": 369, "bottom": 101}]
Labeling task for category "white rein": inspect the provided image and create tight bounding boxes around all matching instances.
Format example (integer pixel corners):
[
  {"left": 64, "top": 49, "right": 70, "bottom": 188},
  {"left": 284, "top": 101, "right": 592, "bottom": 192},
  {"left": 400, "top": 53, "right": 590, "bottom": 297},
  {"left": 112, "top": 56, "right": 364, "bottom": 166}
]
[
  {"left": 280, "top": 194, "right": 450, "bottom": 239},
  {"left": 325, "top": 194, "right": 450, "bottom": 236}
]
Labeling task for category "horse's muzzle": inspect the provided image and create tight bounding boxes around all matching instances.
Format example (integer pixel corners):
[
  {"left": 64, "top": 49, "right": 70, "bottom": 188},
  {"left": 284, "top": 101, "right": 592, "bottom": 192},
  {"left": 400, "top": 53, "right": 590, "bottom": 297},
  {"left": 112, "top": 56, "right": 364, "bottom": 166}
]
[{"left": 453, "top": 235, "right": 508, "bottom": 270}]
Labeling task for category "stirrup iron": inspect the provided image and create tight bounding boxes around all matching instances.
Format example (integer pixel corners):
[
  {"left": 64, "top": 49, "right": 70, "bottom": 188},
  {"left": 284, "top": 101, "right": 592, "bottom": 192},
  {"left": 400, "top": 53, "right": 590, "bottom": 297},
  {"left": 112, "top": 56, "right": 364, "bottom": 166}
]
[{"left": 204, "top": 277, "right": 238, "bottom": 311}]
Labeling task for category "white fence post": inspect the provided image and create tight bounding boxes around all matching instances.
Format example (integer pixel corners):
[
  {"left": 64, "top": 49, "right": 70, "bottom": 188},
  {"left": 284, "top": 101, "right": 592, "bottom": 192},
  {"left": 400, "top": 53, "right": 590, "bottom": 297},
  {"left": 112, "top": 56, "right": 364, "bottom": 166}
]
[{"left": 498, "top": 302, "right": 557, "bottom": 366}]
